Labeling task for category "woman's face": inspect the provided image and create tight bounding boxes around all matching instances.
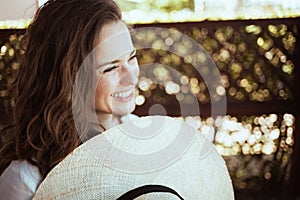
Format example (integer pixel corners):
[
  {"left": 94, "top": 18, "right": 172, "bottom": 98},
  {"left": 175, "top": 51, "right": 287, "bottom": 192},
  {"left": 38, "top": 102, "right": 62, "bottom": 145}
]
[{"left": 94, "top": 21, "right": 139, "bottom": 116}]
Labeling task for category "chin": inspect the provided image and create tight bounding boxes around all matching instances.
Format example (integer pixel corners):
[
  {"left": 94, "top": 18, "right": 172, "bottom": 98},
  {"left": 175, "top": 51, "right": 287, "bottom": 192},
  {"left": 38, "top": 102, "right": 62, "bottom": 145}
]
[{"left": 112, "top": 104, "right": 136, "bottom": 116}]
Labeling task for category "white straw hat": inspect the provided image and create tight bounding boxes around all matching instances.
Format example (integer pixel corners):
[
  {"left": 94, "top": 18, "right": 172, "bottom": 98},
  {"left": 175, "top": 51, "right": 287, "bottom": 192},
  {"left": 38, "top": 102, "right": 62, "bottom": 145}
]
[{"left": 33, "top": 115, "right": 234, "bottom": 199}]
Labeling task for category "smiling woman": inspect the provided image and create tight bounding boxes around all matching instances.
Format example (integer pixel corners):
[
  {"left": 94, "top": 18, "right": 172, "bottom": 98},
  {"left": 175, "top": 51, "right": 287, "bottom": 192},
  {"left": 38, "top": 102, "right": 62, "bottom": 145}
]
[
  {"left": 0, "top": 0, "right": 140, "bottom": 199},
  {"left": 0, "top": 0, "right": 236, "bottom": 199},
  {"left": 93, "top": 21, "right": 139, "bottom": 121}
]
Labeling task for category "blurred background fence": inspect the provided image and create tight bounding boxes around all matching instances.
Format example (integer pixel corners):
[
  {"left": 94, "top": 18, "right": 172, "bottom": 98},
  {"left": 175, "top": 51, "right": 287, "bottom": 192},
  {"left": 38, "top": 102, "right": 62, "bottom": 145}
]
[{"left": 132, "top": 17, "right": 300, "bottom": 200}]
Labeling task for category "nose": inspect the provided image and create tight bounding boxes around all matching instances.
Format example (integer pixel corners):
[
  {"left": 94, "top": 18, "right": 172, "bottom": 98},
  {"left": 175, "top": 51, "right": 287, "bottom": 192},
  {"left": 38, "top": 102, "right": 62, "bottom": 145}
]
[{"left": 120, "top": 63, "right": 139, "bottom": 85}]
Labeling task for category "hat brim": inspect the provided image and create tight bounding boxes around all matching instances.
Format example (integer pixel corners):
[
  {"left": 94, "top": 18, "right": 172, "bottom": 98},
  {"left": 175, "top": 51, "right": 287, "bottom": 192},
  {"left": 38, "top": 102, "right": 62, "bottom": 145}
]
[{"left": 33, "top": 115, "right": 234, "bottom": 199}]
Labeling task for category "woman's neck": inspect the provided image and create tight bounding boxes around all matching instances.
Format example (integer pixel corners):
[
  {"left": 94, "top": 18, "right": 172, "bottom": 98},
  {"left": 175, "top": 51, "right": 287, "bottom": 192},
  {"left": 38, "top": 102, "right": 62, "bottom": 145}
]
[{"left": 95, "top": 112, "right": 121, "bottom": 131}]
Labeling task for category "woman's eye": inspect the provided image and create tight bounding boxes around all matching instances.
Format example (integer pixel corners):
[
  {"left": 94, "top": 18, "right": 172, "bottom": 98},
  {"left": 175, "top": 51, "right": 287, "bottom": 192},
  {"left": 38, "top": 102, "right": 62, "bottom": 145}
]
[
  {"left": 129, "top": 54, "right": 137, "bottom": 62},
  {"left": 103, "top": 66, "right": 119, "bottom": 73}
]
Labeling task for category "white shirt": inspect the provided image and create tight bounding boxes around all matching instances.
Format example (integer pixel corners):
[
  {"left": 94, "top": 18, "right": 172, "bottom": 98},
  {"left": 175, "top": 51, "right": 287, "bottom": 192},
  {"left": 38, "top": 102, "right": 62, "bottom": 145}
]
[
  {"left": 0, "top": 160, "right": 42, "bottom": 200},
  {"left": 0, "top": 114, "right": 139, "bottom": 200}
]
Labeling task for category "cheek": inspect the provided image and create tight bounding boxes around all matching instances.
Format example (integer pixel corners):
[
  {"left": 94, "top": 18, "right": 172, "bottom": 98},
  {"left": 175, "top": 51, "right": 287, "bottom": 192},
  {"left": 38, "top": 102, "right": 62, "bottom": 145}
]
[
  {"left": 95, "top": 76, "right": 118, "bottom": 99},
  {"left": 135, "top": 65, "right": 140, "bottom": 76},
  {"left": 130, "top": 64, "right": 140, "bottom": 81}
]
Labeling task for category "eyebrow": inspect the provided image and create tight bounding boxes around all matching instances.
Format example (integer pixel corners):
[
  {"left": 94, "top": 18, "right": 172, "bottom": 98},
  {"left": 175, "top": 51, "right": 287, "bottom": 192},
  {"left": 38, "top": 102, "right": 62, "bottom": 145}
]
[{"left": 96, "top": 49, "right": 136, "bottom": 69}]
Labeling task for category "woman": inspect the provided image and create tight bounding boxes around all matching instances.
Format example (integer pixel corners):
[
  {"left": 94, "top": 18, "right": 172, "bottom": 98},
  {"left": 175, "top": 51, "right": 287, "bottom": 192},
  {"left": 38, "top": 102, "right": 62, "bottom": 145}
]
[{"left": 0, "top": 0, "right": 139, "bottom": 199}]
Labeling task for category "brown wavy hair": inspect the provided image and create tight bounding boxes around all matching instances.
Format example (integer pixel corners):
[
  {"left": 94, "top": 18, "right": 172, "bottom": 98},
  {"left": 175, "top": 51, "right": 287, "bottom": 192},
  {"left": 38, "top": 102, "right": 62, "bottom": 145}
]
[{"left": 0, "top": 0, "right": 122, "bottom": 177}]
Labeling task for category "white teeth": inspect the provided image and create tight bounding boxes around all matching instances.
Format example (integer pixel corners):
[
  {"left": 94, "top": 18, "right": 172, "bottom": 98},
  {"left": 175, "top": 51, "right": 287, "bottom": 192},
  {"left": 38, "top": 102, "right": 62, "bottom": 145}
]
[{"left": 111, "top": 89, "right": 133, "bottom": 98}]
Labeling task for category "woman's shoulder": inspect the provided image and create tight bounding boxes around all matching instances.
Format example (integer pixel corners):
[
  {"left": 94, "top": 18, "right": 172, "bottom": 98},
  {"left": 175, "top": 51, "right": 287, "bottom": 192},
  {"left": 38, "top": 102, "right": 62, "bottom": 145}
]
[{"left": 0, "top": 160, "right": 42, "bottom": 200}]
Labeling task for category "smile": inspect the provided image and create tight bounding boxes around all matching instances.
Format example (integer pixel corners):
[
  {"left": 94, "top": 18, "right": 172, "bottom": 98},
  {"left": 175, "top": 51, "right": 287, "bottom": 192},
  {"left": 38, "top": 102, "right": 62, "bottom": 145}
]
[{"left": 111, "top": 89, "right": 133, "bottom": 99}]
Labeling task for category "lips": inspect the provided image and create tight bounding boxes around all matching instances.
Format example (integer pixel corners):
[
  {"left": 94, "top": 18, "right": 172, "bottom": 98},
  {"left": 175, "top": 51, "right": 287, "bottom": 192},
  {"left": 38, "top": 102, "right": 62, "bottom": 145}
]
[{"left": 111, "top": 88, "right": 134, "bottom": 101}]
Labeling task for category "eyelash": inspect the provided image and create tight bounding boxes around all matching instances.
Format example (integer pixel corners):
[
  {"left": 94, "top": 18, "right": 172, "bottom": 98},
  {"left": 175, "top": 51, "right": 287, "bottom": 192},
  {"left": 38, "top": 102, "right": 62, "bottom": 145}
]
[
  {"left": 103, "top": 66, "right": 119, "bottom": 73},
  {"left": 103, "top": 54, "right": 137, "bottom": 74},
  {"left": 129, "top": 54, "right": 137, "bottom": 61}
]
